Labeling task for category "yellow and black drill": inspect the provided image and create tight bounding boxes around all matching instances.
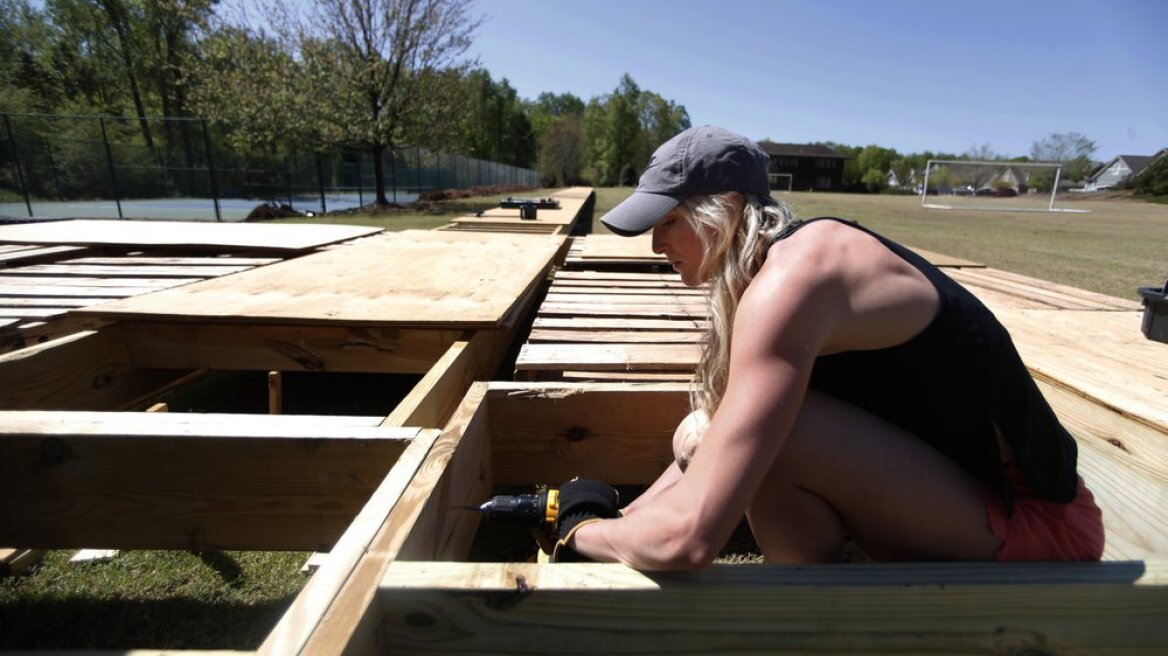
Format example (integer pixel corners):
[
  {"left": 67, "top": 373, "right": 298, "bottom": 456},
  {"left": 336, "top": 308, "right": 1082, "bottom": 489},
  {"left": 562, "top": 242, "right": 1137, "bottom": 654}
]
[{"left": 466, "top": 487, "right": 560, "bottom": 529}]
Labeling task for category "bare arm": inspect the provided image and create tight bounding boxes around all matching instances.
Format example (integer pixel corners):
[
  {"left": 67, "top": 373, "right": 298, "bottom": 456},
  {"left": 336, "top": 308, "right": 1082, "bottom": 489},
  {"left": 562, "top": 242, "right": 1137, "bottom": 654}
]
[{"left": 568, "top": 222, "right": 939, "bottom": 569}]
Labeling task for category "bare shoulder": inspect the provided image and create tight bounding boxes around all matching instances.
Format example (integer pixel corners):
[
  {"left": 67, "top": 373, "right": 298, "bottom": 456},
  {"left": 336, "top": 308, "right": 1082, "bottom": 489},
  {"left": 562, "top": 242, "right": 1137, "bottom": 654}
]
[{"left": 742, "top": 220, "right": 939, "bottom": 354}]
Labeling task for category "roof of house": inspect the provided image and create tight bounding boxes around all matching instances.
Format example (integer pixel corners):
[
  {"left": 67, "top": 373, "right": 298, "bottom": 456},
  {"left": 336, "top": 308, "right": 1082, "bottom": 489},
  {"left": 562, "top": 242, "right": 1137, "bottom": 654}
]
[
  {"left": 1090, "top": 152, "right": 1163, "bottom": 181},
  {"left": 757, "top": 142, "right": 850, "bottom": 158}
]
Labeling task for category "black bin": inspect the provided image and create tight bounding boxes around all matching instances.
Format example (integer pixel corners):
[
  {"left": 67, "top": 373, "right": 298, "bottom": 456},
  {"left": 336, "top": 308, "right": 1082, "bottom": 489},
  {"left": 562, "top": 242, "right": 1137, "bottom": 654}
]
[{"left": 1139, "top": 280, "right": 1168, "bottom": 343}]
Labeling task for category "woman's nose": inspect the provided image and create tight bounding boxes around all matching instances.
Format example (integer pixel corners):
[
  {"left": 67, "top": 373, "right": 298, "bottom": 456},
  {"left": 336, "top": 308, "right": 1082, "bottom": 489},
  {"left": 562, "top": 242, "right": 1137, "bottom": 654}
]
[{"left": 651, "top": 226, "right": 666, "bottom": 253}]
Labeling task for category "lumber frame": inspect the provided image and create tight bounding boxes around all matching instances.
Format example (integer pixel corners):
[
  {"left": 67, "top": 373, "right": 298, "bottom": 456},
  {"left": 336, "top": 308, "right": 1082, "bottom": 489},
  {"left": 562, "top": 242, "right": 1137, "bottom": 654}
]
[
  {"left": 0, "top": 411, "right": 421, "bottom": 551},
  {"left": 0, "top": 325, "right": 200, "bottom": 410},
  {"left": 118, "top": 322, "right": 464, "bottom": 374},
  {"left": 377, "top": 560, "right": 1168, "bottom": 654},
  {"left": 265, "top": 380, "right": 1168, "bottom": 655}
]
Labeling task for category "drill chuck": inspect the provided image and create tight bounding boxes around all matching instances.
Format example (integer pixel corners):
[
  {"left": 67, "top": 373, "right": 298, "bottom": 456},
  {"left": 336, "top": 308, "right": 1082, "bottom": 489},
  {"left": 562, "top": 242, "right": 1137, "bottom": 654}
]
[{"left": 474, "top": 488, "right": 560, "bottom": 527}]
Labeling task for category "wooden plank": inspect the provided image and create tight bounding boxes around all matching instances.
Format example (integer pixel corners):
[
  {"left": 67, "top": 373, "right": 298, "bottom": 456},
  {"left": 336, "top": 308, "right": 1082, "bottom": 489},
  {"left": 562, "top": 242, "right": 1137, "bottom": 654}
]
[
  {"left": 549, "top": 283, "right": 703, "bottom": 295},
  {"left": 378, "top": 561, "right": 1168, "bottom": 655},
  {"left": 516, "top": 343, "right": 701, "bottom": 374},
  {"left": 0, "top": 307, "right": 73, "bottom": 320},
  {"left": 0, "top": 326, "right": 199, "bottom": 410},
  {"left": 119, "top": 323, "right": 463, "bottom": 374},
  {"left": 0, "top": 245, "right": 90, "bottom": 266},
  {"left": 259, "top": 390, "right": 486, "bottom": 656},
  {"left": 9, "top": 264, "right": 253, "bottom": 277},
  {"left": 77, "top": 231, "right": 566, "bottom": 329},
  {"left": 950, "top": 267, "right": 1140, "bottom": 311},
  {"left": 528, "top": 329, "right": 704, "bottom": 343},
  {"left": 997, "top": 309, "right": 1168, "bottom": 433},
  {"left": 69, "top": 255, "right": 281, "bottom": 266},
  {"left": 552, "top": 278, "right": 694, "bottom": 290},
  {"left": 0, "top": 219, "right": 381, "bottom": 252},
  {"left": 0, "top": 411, "right": 419, "bottom": 550},
  {"left": 533, "top": 316, "right": 707, "bottom": 331},
  {"left": 562, "top": 370, "right": 694, "bottom": 382},
  {"left": 0, "top": 275, "right": 202, "bottom": 287},
  {"left": 0, "top": 283, "right": 160, "bottom": 297},
  {"left": 555, "top": 271, "right": 686, "bottom": 283},
  {"left": 543, "top": 292, "right": 706, "bottom": 307},
  {"left": 580, "top": 234, "right": 662, "bottom": 260},
  {"left": 486, "top": 382, "right": 687, "bottom": 485},
  {"left": 0, "top": 297, "right": 94, "bottom": 307},
  {"left": 384, "top": 281, "right": 539, "bottom": 429},
  {"left": 537, "top": 302, "right": 705, "bottom": 319}
]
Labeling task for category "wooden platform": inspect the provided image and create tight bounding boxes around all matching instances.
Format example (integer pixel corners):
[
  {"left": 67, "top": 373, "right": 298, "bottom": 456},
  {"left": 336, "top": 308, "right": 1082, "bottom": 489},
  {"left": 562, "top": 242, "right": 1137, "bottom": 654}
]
[
  {"left": 440, "top": 187, "right": 595, "bottom": 236},
  {"left": 77, "top": 230, "right": 565, "bottom": 329},
  {"left": 0, "top": 219, "right": 380, "bottom": 252},
  {"left": 259, "top": 381, "right": 1168, "bottom": 655},
  {"left": 7, "top": 197, "right": 1167, "bottom": 654}
]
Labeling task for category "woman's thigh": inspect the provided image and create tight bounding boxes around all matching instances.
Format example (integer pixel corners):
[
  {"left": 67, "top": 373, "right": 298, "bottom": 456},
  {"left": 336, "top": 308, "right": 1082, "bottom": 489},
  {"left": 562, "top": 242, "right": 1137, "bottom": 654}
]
[{"left": 749, "top": 389, "right": 1001, "bottom": 562}]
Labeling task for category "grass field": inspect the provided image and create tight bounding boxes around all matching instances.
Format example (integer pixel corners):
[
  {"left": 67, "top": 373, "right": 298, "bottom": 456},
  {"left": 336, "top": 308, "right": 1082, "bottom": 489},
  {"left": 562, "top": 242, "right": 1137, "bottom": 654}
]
[{"left": 3, "top": 186, "right": 1165, "bottom": 650}]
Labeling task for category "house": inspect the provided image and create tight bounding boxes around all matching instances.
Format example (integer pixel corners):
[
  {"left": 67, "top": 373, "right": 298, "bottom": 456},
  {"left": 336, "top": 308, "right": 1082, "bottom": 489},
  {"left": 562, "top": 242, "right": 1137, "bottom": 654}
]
[
  {"left": 757, "top": 142, "right": 850, "bottom": 191},
  {"left": 1085, "top": 149, "right": 1167, "bottom": 191}
]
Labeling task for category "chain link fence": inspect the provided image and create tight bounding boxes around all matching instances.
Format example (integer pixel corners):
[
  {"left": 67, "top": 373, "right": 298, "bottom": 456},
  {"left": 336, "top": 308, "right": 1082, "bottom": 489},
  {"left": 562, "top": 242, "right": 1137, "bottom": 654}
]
[{"left": 0, "top": 113, "right": 539, "bottom": 222}]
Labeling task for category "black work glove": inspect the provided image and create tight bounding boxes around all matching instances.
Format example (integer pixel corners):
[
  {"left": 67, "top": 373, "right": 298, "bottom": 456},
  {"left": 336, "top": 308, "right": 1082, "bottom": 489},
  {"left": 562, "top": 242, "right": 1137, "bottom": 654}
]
[{"left": 551, "top": 477, "right": 620, "bottom": 563}]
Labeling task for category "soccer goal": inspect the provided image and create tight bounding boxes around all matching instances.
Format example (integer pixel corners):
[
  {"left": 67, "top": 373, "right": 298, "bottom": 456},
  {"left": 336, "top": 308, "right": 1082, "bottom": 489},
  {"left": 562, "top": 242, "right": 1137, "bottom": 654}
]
[
  {"left": 769, "top": 173, "right": 793, "bottom": 193},
  {"left": 920, "top": 159, "right": 1088, "bottom": 213}
]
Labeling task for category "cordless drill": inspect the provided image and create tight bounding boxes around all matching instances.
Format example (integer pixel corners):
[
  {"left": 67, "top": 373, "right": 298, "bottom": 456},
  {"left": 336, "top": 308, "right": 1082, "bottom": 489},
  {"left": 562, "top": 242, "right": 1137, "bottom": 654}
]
[{"left": 467, "top": 488, "right": 560, "bottom": 528}]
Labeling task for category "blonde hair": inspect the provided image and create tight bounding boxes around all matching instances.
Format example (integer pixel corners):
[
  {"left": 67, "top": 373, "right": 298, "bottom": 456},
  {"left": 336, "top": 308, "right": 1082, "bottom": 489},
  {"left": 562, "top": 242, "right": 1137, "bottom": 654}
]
[{"left": 680, "top": 192, "right": 797, "bottom": 414}]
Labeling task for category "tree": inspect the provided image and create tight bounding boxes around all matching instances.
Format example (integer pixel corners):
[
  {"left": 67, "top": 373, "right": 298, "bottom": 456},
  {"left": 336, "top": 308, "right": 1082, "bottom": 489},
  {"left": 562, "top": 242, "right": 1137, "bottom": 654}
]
[
  {"left": 1031, "top": 132, "right": 1097, "bottom": 182},
  {"left": 298, "top": 0, "right": 483, "bottom": 205},
  {"left": 537, "top": 114, "right": 583, "bottom": 187}
]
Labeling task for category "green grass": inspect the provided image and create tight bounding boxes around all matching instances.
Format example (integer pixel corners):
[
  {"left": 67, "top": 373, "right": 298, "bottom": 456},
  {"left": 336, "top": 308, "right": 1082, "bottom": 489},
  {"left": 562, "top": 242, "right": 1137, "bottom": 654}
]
[
  {"left": 0, "top": 550, "right": 307, "bottom": 649},
  {"left": 3, "top": 185, "right": 1164, "bottom": 650},
  {"left": 595, "top": 188, "right": 1168, "bottom": 300}
]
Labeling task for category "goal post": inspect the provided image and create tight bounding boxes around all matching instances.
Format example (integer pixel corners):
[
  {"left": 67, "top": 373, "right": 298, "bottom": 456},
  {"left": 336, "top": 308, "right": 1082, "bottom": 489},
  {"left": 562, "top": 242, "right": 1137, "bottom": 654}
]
[
  {"left": 920, "top": 159, "right": 1088, "bottom": 213},
  {"left": 768, "top": 173, "right": 793, "bottom": 192}
]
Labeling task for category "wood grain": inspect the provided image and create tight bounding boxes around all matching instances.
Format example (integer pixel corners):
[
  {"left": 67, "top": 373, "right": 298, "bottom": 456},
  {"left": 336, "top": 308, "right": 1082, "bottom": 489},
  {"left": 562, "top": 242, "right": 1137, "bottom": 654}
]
[
  {"left": 0, "top": 219, "right": 380, "bottom": 252},
  {"left": 76, "top": 230, "right": 565, "bottom": 328},
  {"left": 0, "top": 411, "right": 419, "bottom": 550}
]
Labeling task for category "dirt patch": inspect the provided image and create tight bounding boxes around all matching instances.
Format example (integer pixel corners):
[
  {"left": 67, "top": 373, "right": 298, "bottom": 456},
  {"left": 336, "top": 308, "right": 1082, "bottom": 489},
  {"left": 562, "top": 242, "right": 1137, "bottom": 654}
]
[{"left": 245, "top": 202, "right": 304, "bottom": 221}]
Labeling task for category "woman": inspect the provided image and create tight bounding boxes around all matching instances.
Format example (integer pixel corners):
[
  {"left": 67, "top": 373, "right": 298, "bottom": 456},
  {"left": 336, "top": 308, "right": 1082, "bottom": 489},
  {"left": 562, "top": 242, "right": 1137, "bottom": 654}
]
[{"left": 560, "top": 125, "right": 1103, "bottom": 569}]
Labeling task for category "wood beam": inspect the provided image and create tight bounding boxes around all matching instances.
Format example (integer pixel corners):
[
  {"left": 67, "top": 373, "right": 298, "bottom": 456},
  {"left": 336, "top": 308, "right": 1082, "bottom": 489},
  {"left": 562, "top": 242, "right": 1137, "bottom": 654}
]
[
  {"left": 119, "top": 323, "right": 464, "bottom": 374},
  {"left": 259, "top": 386, "right": 491, "bottom": 656},
  {"left": 485, "top": 382, "right": 688, "bottom": 485},
  {"left": 0, "top": 411, "right": 418, "bottom": 551},
  {"left": 378, "top": 561, "right": 1168, "bottom": 654},
  {"left": 0, "top": 326, "right": 199, "bottom": 410}
]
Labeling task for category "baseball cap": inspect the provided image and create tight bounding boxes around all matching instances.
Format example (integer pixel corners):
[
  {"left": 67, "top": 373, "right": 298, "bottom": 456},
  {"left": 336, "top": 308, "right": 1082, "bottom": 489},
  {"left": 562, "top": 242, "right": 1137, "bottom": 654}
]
[{"left": 600, "top": 125, "right": 771, "bottom": 236}]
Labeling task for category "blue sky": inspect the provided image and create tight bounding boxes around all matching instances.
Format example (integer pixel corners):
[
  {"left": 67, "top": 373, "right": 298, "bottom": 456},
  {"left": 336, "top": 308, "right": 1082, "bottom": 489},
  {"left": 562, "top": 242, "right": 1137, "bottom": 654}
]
[{"left": 469, "top": 0, "right": 1167, "bottom": 160}]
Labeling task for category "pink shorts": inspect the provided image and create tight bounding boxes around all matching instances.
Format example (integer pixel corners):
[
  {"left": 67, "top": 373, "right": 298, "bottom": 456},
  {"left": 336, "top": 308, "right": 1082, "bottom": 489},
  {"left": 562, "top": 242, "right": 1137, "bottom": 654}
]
[{"left": 983, "top": 464, "right": 1104, "bottom": 562}]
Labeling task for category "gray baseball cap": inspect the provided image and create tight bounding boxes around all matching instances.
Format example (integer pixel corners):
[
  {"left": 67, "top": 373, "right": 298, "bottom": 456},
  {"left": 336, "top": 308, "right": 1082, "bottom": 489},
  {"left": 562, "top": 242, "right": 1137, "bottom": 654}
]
[{"left": 600, "top": 125, "right": 771, "bottom": 236}]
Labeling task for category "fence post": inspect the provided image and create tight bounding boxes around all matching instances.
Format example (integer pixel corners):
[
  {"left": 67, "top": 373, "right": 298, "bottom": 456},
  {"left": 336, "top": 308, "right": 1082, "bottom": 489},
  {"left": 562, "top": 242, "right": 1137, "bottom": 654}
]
[
  {"left": 201, "top": 120, "right": 222, "bottom": 222},
  {"left": 99, "top": 117, "right": 124, "bottom": 219},
  {"left": 2, "top": 114, "right": 34, "bottom": 217},
  {"left": 285, "top": 154, "right": 293, "bottom": 207},
  {"left": 316, "top": 152, "right": 327, "bottom": 214},
  {"left": 390, "top": 147, "right": 397, "bottom": 204},
  {"left": 356, "top": 152, "right": 364, "bottom": 207}
]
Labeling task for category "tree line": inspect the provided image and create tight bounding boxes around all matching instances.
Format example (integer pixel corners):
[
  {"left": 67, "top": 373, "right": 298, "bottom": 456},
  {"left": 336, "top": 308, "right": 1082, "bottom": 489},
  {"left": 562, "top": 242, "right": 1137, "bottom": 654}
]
[
  {"left": 3, "top": 0, "right": 1104, "bottom": 205},
  {"left": 0, "top": 0, "right": 689, "bottom": 205}
]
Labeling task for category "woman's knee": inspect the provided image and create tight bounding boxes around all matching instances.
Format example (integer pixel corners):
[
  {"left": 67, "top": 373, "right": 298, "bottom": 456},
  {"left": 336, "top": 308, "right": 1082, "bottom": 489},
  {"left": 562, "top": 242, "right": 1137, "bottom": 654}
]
[{"left": 672, "top": 410, "right": 710, "bottom": 470}]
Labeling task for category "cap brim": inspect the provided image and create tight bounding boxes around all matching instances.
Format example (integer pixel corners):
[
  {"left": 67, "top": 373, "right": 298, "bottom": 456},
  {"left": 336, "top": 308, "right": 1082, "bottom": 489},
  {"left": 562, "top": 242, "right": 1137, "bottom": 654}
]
[{"left": 599, "top": 192, "right": 680, "bottom": 236}]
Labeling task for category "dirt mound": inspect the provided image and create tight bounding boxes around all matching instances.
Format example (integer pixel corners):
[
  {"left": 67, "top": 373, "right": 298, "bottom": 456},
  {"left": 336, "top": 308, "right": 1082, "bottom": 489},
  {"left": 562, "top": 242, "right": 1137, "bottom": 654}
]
[{"left": 246, "top": 202, "right": 304, "bottom": 221}]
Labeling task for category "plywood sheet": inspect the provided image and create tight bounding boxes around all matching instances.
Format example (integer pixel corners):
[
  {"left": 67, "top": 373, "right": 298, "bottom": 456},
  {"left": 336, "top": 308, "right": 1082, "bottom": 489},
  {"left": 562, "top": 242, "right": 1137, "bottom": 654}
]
[
  {"left": 0, "top": 219, "right": 381, "bottom": 252},
  {"left": 995, "top": 309, "right": 1168, "bottom": 433},
  {"left": 78, "top": 230, "right": 566, "bottom": 328}
]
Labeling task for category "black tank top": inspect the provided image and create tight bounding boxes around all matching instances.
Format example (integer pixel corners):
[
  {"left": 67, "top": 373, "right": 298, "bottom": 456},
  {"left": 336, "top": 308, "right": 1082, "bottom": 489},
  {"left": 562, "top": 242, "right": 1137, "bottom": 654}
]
[{"left": 780, "top": 217, "right": 1079, "bottom": 503}]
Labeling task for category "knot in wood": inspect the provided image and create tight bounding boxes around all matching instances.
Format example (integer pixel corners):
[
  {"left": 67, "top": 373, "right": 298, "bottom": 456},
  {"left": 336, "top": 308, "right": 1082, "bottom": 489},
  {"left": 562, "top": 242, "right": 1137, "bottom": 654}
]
[
  {"left": 91, "top": 373, "right": 112, "bottom": 390},
  {"left": 565, "top": 426, "right": 591, "bottom": 442},
  {"left": 39, "top": 438, "right": 69, "bottom": 467}
]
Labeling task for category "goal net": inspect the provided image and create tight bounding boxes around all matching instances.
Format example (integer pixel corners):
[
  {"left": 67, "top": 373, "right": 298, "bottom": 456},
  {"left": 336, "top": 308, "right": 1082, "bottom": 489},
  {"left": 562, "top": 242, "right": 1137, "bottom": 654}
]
[
  {"left": 769, "top": 173, "right": 793, "bottom": 192},
  {"left": 920, "top": 159, "right": 1087, "bottom": 213}
]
